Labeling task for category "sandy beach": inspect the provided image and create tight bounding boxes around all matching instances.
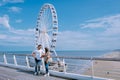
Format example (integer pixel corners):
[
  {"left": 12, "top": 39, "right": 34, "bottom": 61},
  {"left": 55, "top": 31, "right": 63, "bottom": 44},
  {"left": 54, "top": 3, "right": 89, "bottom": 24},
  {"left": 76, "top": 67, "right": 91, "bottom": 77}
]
[{"left": 84, "top": 51, "right": 120, "bottom": 80}]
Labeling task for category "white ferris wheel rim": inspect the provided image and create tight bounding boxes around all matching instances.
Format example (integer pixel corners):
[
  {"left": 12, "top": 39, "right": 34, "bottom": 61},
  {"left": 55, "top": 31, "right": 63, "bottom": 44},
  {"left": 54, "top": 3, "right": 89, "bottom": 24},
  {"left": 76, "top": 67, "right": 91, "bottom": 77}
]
[{"left": 35, "top": 3, "right": 58, "bottom": 52}]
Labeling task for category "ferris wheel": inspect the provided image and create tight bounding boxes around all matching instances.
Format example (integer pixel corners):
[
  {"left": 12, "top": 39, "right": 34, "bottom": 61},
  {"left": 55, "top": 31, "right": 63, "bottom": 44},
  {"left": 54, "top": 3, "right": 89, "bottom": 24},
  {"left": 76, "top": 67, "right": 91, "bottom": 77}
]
[{"left": 35, "top": 3, "right": 58, "bottom": 55}]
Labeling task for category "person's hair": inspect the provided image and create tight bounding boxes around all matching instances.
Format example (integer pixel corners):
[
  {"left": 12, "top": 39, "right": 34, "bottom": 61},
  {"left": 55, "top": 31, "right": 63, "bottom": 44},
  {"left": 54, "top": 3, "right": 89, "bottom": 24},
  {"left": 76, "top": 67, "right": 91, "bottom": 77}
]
[
  {"left": 45, "top": 47, "right": 49, "bottom": 53},
  {"left": 38, "top": 44, "right": 42, "bottom": 47}
]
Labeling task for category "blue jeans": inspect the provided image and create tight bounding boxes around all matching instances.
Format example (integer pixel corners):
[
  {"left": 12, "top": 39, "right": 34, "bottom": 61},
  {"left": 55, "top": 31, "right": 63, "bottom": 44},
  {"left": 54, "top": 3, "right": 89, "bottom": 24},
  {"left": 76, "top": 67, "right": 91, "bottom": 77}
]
[
  {"left": 35, "top": 58, "right": 41, "bottom": 73},
  {"left": 45, "top": 62, "right": 49, "bottom": 74}
]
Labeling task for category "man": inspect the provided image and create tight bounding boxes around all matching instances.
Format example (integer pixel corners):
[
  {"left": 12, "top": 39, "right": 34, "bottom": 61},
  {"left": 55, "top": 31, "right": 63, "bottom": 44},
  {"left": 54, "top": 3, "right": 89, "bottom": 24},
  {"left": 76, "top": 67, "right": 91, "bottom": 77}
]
[{"left": 32, "top": 44, "right": 44, "bottom": 75}]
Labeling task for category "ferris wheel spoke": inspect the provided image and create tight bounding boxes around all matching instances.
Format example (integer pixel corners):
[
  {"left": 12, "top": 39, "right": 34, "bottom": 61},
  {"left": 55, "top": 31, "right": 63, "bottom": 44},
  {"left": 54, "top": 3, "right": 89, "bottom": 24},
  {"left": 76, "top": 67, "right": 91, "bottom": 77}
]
[
  {"left": 45, "top": 8, "right": 52, "bottom": 27},
  {"left": 35, "top": 3, "right": 58, "bottom": 54},
  {"left": 47, "top": 29, "right": 53, "bottom": 32},
  {"left": 45, "top": 33, "right": 51, "bottom": 48}
]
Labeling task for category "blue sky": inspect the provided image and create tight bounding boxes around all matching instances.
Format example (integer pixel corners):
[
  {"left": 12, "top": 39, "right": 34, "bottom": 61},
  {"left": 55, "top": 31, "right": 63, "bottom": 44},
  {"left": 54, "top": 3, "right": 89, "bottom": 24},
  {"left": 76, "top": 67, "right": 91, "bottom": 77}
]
[{"left": 0, "top": 0, "right": 120, "bottom": 51}]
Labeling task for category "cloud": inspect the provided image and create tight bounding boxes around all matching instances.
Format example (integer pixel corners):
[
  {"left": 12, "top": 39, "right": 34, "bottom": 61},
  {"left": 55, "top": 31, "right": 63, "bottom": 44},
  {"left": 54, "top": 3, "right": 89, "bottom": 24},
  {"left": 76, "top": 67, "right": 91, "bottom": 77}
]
[
  {"left": 0, "top": 28, "right": 35, "bottom": 47},
  {"left": 80, "top": 14, "right": 120, "bottom": 29},
  {"left": 8, "top": 6, "right": 22, "bottom": 13},
  {"left": 80, "top": 22, "right": 105, "bottom": 29},
  {"left": 56, "top": 29, "right": 120, "bottom": 50},
  {"left": 3, "top": 0, "right": 24, "bottom": 3},
  {"left": 0, "top": 27, "right": 119, "bottom": 50},
  {"left": 0, "top": 14, "right": 34, "bottom": 48},
  {"left": 0, "top": 0, "right": 24, "bottom": 6},
  {"left": 0, "top": 34, "right": 7, "bottom": 39},
  {"left": 0, "top": 15, "right": 11, "bottom": 29},
  {"left": 80, "top": 14, "right": 120, "bottom": 36},
  {"left": 10, "top": 28, "right": 34, "bottom": 35},
  {"left": 56, "top": 31, "right": 95, "bottom": 50},
  {"left": 56, "top": 14, "right": 120, "bottom": 50},
  {"left": 0, "top": 13, "right": 120, "bottom": 50},
  {"left": 15, "top": 19, "right": 22, "bottom": 23}
]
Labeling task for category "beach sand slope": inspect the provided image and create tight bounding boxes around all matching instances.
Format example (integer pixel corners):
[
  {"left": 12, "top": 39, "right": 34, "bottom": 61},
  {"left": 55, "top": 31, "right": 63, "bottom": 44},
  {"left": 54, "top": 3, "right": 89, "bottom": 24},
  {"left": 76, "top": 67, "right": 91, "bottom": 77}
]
[{"left": 84, "top": 51, "right": 120, "bottom": 80}]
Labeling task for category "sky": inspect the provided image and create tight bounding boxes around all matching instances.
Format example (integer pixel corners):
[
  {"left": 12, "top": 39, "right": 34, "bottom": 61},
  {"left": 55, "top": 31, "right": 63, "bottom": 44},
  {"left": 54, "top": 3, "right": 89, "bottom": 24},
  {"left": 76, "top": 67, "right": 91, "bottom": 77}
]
[{"left": 0, "top": 0, "right": 120, "bottom": 51}]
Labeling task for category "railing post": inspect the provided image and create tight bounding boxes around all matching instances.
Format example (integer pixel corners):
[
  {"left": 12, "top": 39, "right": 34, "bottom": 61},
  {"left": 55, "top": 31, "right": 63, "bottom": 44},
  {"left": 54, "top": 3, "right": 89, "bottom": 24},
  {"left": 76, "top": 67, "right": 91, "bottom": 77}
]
[
  {"left": 63, "top": 58, "right": 66, "bottom": 73},
  {"left": 91, "top": 57, "right": 94, "bottom": 79},
  {"left": 26, "top": 56, "right": 30, "bottom": 68},
  {"left": 42, "top": 58, "right": 45, "bottom": 72},
  {"left": 3, "top": 54, "right": 7, "bottom": 64},
  {"left": 13, "top": 55, "right": 17, "bottom": 66}
]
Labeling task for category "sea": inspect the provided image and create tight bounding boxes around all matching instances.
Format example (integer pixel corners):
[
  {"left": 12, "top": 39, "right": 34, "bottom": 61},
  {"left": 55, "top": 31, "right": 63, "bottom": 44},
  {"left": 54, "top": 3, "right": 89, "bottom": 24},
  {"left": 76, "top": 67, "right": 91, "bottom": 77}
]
[
  {"left": 0, "top": 50, "right": 111, "bottom": 74},
  {"left": 0, "top": 50, "right": 111, "bottom": 56}
]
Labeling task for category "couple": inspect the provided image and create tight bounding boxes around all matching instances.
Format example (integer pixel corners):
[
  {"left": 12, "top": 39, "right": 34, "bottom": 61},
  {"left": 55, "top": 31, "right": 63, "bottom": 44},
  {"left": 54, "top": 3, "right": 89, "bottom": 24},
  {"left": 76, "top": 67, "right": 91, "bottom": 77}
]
[{"left": 32, "top": 44, "right": 50, "bottom": 76}]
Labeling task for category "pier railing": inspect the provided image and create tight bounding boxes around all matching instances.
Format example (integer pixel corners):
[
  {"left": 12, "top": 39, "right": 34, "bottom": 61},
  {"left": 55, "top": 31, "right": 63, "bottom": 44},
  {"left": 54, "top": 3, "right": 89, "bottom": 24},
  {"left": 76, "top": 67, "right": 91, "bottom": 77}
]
[
  {"left": 1, "top": 54, "right": 31, "bottom": 67},
  {"left": 0, "top": 53, "right": 118, "bottom": 80},
  {"left": 53, "top": 56, "right": 120, "bottom": 79}
]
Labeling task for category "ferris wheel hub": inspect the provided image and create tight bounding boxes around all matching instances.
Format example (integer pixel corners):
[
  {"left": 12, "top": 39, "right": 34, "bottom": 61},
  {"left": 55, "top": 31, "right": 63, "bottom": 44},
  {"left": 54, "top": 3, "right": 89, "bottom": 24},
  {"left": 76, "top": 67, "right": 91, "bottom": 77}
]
[{"left": 35, "top": 3, "right": 58, "bottom": 53}]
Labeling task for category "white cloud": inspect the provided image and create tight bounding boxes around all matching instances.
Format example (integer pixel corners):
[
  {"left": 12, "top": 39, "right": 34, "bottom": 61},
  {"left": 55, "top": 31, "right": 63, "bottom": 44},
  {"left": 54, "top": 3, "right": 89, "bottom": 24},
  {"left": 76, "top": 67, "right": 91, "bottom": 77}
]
[
  {"left": 0, "top": 14, "right": 34, "bottom": 48},
  {"left": 16, "top": 19, "right": 22, "bottom": 23},
  {"left": 56, "top": 30, "right": 120, "bottom": 50},
  {"left": 9, "top": 28, "right": 34, "bottom": 36},
  {"left": 0, "top": 0, "right": 24, "bottom": 6},
  {"left": 80, "top": 14, "right": 120, "bottom": 36},
  {"left": 57, "top": 14, "right": 120, "bottom": 50},
  {"left": 101, "top": 15, "right": 120, "bottom": 36},
  {"left": 0, "top": 15, "right": 11, "bottom": 29},
  {"left": 80, "top": 22, "right": 105, "bottom": 29},
  {"left": 8, "top": 6, "right": 22, "bottom": 13},
  {"left": 80, "top": 14, "right": 120, "bottom": 29},
  {"left": 56, "top": 31, "right": 95, "bottom": 50},
  {"left": 3, "top": 0, "right": 24, "bottom": 3},
  {"left": 78, "top": 14, "right": 120, "bottom": 50},
  {"left": 0, "top": 34, "right": 7, "bottom": 39},
  {"left": 0, "top": 14, "right": 120, "bottom": 50},
  {"left": 0, "top": 27, "right": 119, "bottom": 50},
  {"left": 0, "top": 28, "right": 35, "bottom": 47}
]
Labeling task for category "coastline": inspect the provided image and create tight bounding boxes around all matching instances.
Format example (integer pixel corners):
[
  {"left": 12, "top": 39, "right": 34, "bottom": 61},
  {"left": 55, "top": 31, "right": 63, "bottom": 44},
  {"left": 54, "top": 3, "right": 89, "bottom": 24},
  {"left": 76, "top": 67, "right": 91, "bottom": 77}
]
[{"left": 83, "top": 51, "right": 120, "bottom": 80}]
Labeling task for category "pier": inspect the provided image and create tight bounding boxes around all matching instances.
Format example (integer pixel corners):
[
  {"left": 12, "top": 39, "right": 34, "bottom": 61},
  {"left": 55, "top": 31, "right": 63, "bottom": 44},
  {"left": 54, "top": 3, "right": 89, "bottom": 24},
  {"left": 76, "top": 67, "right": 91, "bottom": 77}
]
[
  {"left": 0, "top": 53, "right": 115, "bottom": 80},
  {"left": 0, "top": 65, "right": 66, "bottom": 80}
]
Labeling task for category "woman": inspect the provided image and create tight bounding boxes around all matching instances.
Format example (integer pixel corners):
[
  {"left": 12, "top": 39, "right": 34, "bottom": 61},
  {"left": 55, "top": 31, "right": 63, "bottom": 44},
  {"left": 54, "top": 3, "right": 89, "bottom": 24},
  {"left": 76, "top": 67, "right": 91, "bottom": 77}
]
[{"left": 41, "top": 47, "right": 50, "bottom": 76}]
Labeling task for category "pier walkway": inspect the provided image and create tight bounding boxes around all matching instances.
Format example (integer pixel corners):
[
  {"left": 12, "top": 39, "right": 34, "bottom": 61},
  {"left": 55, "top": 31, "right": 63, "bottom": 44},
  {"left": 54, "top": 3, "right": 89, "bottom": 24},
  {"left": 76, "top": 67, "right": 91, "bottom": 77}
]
[
  {"left": 0, "top": 53, "right": 116, "bottom": 80},
  {"left": 0, "top": 66, "right": 67, "bottom": 80}
]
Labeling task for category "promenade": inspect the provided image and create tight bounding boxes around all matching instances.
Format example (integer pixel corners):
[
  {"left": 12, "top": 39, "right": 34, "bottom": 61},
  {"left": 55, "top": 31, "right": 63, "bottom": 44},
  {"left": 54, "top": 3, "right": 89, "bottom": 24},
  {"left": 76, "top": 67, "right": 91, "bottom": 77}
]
[{"left": 0, "top": 66, "right": 67, "bottom": 80}]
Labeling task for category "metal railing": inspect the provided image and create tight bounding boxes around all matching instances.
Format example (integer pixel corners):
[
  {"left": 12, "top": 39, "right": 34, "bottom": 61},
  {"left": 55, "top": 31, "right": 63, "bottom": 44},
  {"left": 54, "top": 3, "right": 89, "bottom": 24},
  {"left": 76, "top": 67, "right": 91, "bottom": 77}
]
[
  {"left": 0, "top": 53, "right": 31, "bottom": 67},
  {"left": 0, "top": 53, "right": 119, "bottom": 79}
]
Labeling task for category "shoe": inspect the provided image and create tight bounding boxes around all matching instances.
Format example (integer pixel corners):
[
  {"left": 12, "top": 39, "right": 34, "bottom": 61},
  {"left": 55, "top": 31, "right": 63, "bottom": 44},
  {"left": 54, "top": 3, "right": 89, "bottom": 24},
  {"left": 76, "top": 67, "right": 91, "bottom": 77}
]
[
  {"left": 47, "top": 73, "right": 49, "bottom": 76},
  {"left": 38, "top": 71, "right": 41, "bottom": 74},
  {"left": 45, "top": 73, "right": 49, "bottom": 76},
  {"left": 44, "top": 74, "right": 47, "bottom": 77},
  {"left": 34, "top": 72, "right": 38, "bottom": 75}
]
